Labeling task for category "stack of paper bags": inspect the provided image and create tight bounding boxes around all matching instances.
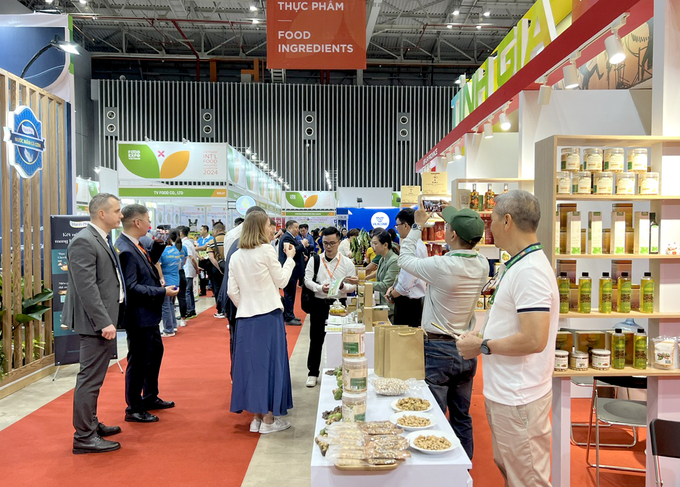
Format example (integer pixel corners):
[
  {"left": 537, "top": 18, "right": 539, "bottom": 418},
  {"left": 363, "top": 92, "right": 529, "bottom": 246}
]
[{"left": 374, "top": 324, "right": 425, "bottom": 380}]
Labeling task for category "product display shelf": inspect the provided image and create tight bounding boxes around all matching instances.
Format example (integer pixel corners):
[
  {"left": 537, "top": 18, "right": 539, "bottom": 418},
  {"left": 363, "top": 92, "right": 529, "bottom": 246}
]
[
  {"left": 535, "top": 135, "right": 680, "bottom": 487},
  {"left": 311, "top": 369, "right": 473, "bottom": 487},
  {"left": 450, "top": 178, "right": 534, "bottom": 211},
  {"left": 554, "top": 366, "right": 680, "bottom": 378}
]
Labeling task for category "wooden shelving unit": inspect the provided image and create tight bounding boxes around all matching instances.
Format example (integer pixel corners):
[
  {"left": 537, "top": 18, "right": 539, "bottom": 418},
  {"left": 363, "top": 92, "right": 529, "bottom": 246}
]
[
  {"left": 558, "top": 311, "right": 680, "bottom": 319},
  {"left": 556, "top": 254, "right": 680, "bottom": 260},
  {"left": 554, "top": 366, "right": 680, "bottom": 378}
]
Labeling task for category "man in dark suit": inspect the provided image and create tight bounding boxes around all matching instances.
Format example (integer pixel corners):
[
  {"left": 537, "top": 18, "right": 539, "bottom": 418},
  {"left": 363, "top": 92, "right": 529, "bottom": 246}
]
[
  {"left": 62, "top": 193, "right": 125, "bottom": 454},
  {"left": 116, "top": 204, "right": 178, "bottom": 423},
  {"left": 278, "top": 219, "right": 308, "bottom": 326}
]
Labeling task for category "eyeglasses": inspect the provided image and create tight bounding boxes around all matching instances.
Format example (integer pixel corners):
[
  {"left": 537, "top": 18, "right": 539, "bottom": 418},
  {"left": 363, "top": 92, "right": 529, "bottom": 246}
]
[{"left": 323, "top": 240, "right": 339, "bottom": 247}]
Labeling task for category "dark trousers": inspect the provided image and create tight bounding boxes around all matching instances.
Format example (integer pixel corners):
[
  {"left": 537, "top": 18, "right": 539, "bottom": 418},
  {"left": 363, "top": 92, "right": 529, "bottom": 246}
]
[
  {"left": 198, "top": 259, "right": 212, "bottom": 294},
  {"left": 177, "top": 269, "right": 187, "bottom": 318},
  {"left": 393, "top": 296, "right": 424, "bottom": 327},
  {"left": 306, "top": 298, "right": 346, "bottom": 377},
  {"left": 209, "top": 266, "right": 223, "bottom": 306},
  {"left": 282, "top": 278, "right": 297, "bottom": 322},
  {"left": 125, "top": 327, "right": 164, "bottom": 414},
  {"left": 73, "top": 334, "right": 117, "bottom": 440},
  {"left": 425, "top": 338, "right": 477, "bottom": 460}
]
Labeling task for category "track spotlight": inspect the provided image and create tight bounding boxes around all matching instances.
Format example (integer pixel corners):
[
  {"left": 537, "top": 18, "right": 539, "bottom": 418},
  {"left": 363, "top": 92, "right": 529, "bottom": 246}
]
[
  {"left": 250, "top": 5, "right": 258, "bottom": 11},
  {"left": 447, "top": 24, "right": 453, "bottom": 29},
  {"left": 538, "top": 84, "right": 552, "bottom": 105},
  {"left": 483, "top": 122, "right": 493, "bottom": 139},
  {"left": 453, "top": 8, "right": 459, "bottom": 15},
  {"left": 476, "top": 24, "right": 482, "bottom": 30},
  {"left": 454, "top": 146, "right": 463, "bottom": 160},
  {"left": 499, "top": 112, "right": 511, "bottom": 131},
  {"left": 563, "top": 61, "right": 579, "bottom": 89},
  {"left": 245, "top": 148, "right": 251, "bottom": 155},
  {"left": 605, "top": 35, "right": 625, "bottom": 65}
]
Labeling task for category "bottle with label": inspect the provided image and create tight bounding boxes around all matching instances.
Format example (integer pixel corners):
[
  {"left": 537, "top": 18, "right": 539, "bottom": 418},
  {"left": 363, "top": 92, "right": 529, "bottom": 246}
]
[
  {"left": 502, "top": 183, "right": 509, "bottom": 194},
  {"left": 611, "top": 328, "right": 626, "bottom": 369},
  {"left": 470, "top": 184, "right": 480, "bottom": 211},
  {"left": 599, "top": 272, "right": 612, "bottom": 314},
  {"left": 617, "top": 272, "right": 632, "bottom": 313},
  {"left": 634, "top": 328, "right": 647, "bottom": 370},
  {"left": 484, "top": 184, "right": 496, "bottom": 210},
  {"left": 557, "top": 272, "right": 570, "bottom": 314},
  {"left": 578, "top": 272, "right": 592, "bottom": 313},
  {"left": 649, "top": 212, "right": 659, "bottom": 254},
  {"left": 641, "top": 272, "right": 654, "bottom": 313}
]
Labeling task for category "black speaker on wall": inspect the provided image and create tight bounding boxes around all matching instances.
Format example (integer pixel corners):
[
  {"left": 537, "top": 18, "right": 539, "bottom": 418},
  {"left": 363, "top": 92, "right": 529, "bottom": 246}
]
[
  {"left": 303, "top": 111, "right": 316, "bottom": 141},
  {"left": 397, "top": 112, "right": 411, "bottom": 142},
  {"left": 200, "top": 109, "right": 215, "bottom": 138},
  {"left": 104, "top": 107, "right": 119, "bottom": 137}
]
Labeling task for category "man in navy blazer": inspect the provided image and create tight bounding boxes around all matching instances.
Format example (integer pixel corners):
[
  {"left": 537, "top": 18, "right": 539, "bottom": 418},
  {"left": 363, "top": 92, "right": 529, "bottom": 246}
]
[
  {"left": 278, "top": 220, "right": 308, "bottom": 326},
  {"left": 116, "top": 204, "right": 179, "bottom": 423}
]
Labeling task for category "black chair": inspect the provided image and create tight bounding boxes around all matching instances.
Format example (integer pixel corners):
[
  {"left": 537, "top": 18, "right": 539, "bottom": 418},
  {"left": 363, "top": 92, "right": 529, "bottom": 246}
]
[{"left": 649, "top": 418, "right": 680, "bottom": 487}]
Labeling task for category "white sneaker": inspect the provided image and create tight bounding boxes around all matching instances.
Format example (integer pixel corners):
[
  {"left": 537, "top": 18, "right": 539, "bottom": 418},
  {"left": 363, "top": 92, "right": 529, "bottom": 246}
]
[
  {"left": 259, "top": 418, "right": 291, "bottom": 434},
  {"left": 306, "top": 376, "right": 318, "bottom": 388},
  {"left": 214, "top": 312, "right": 225, "bottom": 319},
  {"left": 250, "top": 418, "right": 262, "bottom": 433},
  {"left": 161, "top": 332, "right": 175, "bottom": 337},
  {"left": 178, "top": 319, "right": 187, "bottom": 327}
]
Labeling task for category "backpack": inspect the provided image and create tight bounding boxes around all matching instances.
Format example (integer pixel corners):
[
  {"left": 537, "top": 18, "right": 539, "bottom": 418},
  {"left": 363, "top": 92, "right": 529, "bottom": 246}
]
[{"left": 300, "top": 253, "right": 321, "bottom": 314}]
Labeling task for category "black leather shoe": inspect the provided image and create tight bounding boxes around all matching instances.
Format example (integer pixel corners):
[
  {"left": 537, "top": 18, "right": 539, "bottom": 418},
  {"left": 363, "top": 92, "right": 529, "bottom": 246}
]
[
  {"left": 97, "top": 423, "right": 122, "bottom": 437},
  {"left": 144, "top": 398, "right": 175, "bottom": 410},
  {"left": 73, "top": 435, "right": 121, "bottom": 454},
  {"left": 125, "top": 411, "right": 159, "bottom": 423},
  {"left": 286, "top": 320, "right": 302, "bottom": 326}
]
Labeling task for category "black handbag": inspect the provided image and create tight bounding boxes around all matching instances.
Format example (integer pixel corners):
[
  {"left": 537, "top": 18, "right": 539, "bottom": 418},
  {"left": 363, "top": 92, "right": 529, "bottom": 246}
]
[{"left": 300, "top": 253, "right": 321, "bottom": 314}]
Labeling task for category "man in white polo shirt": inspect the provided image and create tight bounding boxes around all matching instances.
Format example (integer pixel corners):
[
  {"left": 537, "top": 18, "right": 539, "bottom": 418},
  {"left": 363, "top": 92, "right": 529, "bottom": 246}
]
[
  {"left": 458, "top": 190, "right": 559, "bottom": 487},
  {"left": 397, "top": 205, "right": 489, "bottom": 461}
]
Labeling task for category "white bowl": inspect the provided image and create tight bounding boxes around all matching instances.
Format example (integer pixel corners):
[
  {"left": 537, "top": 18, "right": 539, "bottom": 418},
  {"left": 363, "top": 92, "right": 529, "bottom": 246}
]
[
  {"left": 389, "top": 411, "right": 436, "bottom": 431},
  {"left": 390, "top": 397, "right": 433, "bottom": 413},
  {"left": 406, "top": 430, "right": 460, "bottom": 454}
]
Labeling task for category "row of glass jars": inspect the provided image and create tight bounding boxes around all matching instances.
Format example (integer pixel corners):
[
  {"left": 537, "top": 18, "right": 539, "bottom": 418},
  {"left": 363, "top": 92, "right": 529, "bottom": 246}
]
[
  {"left": 556, "top": 170, "right": 659, "bottom": 195},
  {"left": 560, "top": 147, "right": 649, "bottom": 173}
]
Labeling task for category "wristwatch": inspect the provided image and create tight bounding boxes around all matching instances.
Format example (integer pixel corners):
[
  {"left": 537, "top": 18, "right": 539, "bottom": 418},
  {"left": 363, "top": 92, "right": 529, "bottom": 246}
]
[
  {"left": 480, "top": 339, "right": 492, "bottom": 355},
  {"left": 411, "top": 223, "right": 421, "bottom": 231}
]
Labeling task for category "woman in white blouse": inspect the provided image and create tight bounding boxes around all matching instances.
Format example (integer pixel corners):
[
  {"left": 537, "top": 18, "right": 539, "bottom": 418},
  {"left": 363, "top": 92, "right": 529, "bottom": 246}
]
[{"left": 228, "top": 212, "right": 297, "bottom": 434}]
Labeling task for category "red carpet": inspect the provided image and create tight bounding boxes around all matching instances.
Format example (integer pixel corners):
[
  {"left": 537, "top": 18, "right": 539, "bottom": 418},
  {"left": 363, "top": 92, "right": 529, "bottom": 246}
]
[{"left": 0, "top": 297, "right": 305, "bottom": 487}]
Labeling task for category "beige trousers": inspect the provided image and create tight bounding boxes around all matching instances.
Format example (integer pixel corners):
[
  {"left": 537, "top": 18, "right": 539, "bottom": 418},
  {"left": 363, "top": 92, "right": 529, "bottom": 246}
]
[{"left": 485, "top": 390, "right": 552, "bottom": 487}]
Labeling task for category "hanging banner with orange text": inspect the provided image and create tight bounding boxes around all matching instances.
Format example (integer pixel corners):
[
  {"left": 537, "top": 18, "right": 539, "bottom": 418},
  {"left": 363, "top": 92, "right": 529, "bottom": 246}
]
[{"left": 267, "top": 0, "right": 366, "bottom": 70}]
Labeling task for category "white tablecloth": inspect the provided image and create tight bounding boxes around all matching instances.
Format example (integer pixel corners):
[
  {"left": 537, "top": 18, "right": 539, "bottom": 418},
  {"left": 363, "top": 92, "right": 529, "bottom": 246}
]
[
  {"left": 311, "top": 369, "right": 473, "bottom": 487},
  {"left": 323, "top": 332, "right": 375, "bottom": 369}
]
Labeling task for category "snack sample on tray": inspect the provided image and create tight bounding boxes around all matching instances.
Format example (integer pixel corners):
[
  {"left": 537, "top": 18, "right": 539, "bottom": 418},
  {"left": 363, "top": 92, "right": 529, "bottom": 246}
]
[
  {"left": 395, "top": 397, "right": 431, "bottom": 411},
  {"left": 413, "top": 435, "right": 452, "bottom": 451},
  {"left": 397, "top": 415, "right": 431, "bottom": 428},
  {"left": 372, "top": 377, "right": 409, "bottom": 396},
  {"left": 324, "top": 422, "right": 411, "bottom": 468}
]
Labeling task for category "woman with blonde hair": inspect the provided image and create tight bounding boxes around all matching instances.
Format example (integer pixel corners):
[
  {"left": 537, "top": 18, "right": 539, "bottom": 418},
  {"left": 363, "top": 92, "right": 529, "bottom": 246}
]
[{"left": 228, "top": 211, "right": 297, "bottom": 434}]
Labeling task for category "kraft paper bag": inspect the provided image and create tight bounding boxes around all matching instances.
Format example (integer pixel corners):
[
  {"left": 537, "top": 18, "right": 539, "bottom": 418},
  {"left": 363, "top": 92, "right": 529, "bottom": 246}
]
[
  {"left": 384, "top": 327, "right": 425, "bottom": 380},
  {"left": 374, "top": 324, "right": 408, "bottom": 377},
  {"left": 373, "top": 306, "right": 389, "bottom": 323}
]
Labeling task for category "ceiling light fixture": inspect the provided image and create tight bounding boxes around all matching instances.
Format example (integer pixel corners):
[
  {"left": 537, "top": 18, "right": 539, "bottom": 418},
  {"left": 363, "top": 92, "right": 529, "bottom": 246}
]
[
  {"left": 538, "top": 83, "right": 552, "bottom": 105},
  {"left": 454, "top": 146, "right": 463, "bottom": 160},
  {"left": 483, "top": 121, "right": 493, "bottom": 139},
  {"left": 476, "top": 24, "right": 482, "bottom": 30},
  {"left": 252, "top": 19, "right": 259, "bottom": 24},
  {"left": 605, "top": 34, "right": 625, "bottom": 65},
  {"left": 483, "top": 6, "right": 490, "bottom": 17},
  {"left": 563, "top": 58, "right": 580, "bottom": 89},
  {"left": 250, "top": 5, "right": 258, "bottom": 11},
  {"left": 80, "top": 0, "right": 87, "bottom": 4},
  {"left": 245, "top": 148, "right": 251, "bottom": 155},
  {"left": 271, "top": 171, "right": 277, "bottom": 177},
  {"left": 499, "top": 112, "right": 511, "bottom": 131},
  {"left": 447, "top": 24, "right": 453, "bottom": 29}
]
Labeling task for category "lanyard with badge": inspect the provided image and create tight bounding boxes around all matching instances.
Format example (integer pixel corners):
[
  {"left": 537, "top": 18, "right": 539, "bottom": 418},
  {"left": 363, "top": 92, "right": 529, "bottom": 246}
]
[
  {"left": 479, "top": 243, "right": 543, "bottom": 337},
  {"left": 323, "top": 254, "right": 343, "bottom": 295}
]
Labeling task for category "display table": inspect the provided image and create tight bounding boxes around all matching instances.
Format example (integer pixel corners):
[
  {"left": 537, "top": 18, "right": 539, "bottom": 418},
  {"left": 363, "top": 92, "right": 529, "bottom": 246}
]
[
  {"left": 323, "top": 331, "right": 375, "bottom": 369},
  {"left": 311, "top": 369, "right": 472, "bottom": 487}
]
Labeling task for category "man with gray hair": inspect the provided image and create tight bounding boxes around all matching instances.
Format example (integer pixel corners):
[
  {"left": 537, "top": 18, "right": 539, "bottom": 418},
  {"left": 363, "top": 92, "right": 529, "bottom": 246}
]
[
  {"left": 116, "top": 204, "right": 179, "bottom": 423},
  {"left": 457, "top": 190, "right": 559, "bottom": 487},
  {"left": 63, "top": 193, "right": 125, "bottom": 454}
]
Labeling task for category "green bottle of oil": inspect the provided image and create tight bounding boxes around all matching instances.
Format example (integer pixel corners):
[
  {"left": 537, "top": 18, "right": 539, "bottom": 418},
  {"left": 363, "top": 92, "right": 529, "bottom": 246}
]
[
  {"left": 599, "top": 272, "right": 612, "bottom": 314},
  {"left": 557, "top": 272, "right": 570, "bottom": 314},
  {"left": 611, "top": 328, "right": 626, "bottom": 369},
  {"left": 578, "top": 272, "right": 592, "bottom": 313},
  {"left": 641, "top": 272, "right": 654, "bottom": 314},
  {"left": 617, "top": 272, "right": 632, "bottom": 313},
  {"left": 634, "top": 328, "right": 647, "bottom": 370}
]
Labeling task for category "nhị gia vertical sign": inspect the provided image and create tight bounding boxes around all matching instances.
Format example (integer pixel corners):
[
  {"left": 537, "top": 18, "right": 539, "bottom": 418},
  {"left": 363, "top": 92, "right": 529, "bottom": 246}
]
[{"left": 267, "top": 1, "right": 366, "bottom": 70}]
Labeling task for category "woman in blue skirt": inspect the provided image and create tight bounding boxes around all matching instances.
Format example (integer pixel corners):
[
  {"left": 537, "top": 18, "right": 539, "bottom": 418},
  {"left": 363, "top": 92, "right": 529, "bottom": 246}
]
[{"left": 228, "top": 211, "right": 297, "bottom": 434}]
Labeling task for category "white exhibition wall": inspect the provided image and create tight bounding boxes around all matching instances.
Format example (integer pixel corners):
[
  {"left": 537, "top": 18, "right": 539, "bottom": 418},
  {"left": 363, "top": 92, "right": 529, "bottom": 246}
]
[{"left": 337, "top": 186, "right": 393, "bottom": 208}]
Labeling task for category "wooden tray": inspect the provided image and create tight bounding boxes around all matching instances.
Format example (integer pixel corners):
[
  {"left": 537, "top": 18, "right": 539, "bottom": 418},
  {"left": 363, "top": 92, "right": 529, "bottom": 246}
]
[{"left": 334, "top": 462, "right": 399, "bottom": 471}]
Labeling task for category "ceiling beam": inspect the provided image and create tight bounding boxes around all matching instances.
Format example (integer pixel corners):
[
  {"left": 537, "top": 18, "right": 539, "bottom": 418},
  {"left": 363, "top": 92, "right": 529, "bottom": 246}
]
[{"left": 366, "top": 0, "right": 383, "bottom": 50}]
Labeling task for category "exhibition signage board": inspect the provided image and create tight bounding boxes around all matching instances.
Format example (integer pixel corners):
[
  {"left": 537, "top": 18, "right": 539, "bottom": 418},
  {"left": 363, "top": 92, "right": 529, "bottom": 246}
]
[
  {"left": 421, "top": 173, "right": 448, "bottom": 195},
  {"left": 416, "top": 0, "right": 641, "bottom": 172},
  {"left": 285, "top": 191, "right": 337, "bottom": 209},
  {"left": 118, "top": 141, "right": 227, "bottom": 186},
  {"left": 51, "top": 215, "right": 117, "bottom": 366},
  {"left": 3, "top": 105, "right": 46, "bottom": 178},
  {"left": 400, "top": 186, "right": 421, "bottom": 205},
  {"left": 267, "top": 0, "right": 367, "bottom": 70},
  {"left": 119, "top": 188, "right": 227, "bottom": 198}
]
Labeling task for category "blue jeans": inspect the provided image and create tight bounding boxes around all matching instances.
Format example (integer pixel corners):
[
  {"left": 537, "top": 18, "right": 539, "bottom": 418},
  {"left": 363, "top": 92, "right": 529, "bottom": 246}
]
[
  {"left": 425, "top": 338, "right": 478, "bottom": 460},
  {"left": 161, "top": 295, "right": 177, "bottom": 333},
  {"left": 185, "top": 276, "right": 196, "bottom": 315}
]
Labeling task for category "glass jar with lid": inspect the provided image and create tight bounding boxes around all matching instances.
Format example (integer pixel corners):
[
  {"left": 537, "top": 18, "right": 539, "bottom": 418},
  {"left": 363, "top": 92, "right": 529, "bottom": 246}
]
[
  {"left": 556, "top": 171, "right": 571, "bottom": 194},
  {"left": 592, "top": 172, "right": 614, "bottom": 195},
  {"left": 591, "top": 349, "right": 611, "bottom": 371},
  {"left": 569, "top": 351, "right": 589, "bottom": 371},
  {"left": 628, "top": 148, "right": 649, "bottom": 172},
  {"left": 561, "top": 147, "right": 580, "bottom": 171},
  {"left": 615, "top": 172, "right": 636, "bottom": 195},
  {"left": 638, "top": 172, "right": 659, "bottom": 195},
  {"left": 572, "top": 171, "right": 592, "bottom": 194},
  {"left": 604, "top": 148, "right": 625, "bottom": 172},
  {"left": 583, "top": 148, "right": 603, "bottom": 172}
]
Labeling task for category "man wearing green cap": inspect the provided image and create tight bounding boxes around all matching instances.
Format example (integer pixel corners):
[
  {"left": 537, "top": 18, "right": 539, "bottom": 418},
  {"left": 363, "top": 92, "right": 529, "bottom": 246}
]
[{"left": 397, "top": 204, "right": 489, "bottom": 461}]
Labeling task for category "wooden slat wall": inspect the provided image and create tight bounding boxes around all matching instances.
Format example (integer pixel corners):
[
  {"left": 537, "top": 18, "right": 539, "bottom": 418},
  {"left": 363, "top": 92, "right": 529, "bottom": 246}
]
[{"left": 0, "top": 68, "right": 67, "bottom": 378}]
